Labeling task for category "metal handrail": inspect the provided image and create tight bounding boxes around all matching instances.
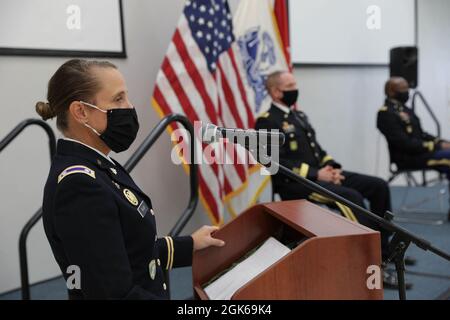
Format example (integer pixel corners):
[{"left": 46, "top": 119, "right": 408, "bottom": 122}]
[
  {"left": 0, "top": 119, "right": 57, "bottom": 300},
  {"left": 13, "top": 114, "right": 198, "bottom": 299},
  {"left": 18, "top": 208, "right": 43, "bottom": 300},
  {"left": 0, "top": 118, "right": 56, "bottom": 157},
  {"left": 412, "top": 90, "right": 441, "bottom": 138}
]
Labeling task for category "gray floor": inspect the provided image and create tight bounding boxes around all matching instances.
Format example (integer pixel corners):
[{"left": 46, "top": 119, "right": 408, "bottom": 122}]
[
  {"left": 1, "top": 185, "right": 449, "bottom": 300},
  {"left": 383, "top": 185, "right": 450, "bottom": 300}
]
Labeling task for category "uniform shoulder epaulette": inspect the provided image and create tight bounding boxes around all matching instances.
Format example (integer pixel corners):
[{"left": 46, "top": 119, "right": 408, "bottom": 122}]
[
  {"left": 379, "top": 106, "right": 388, "bottom": 112},
  {"left": 58, "top": 165, "right": 96, "bottom": 184},
  {"left": 258, "top": 112, "right": 270, "bottom": 119}
]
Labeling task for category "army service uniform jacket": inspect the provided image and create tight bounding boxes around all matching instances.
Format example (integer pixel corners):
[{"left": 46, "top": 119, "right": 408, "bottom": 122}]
[
  {"left": 377, "top": 99, "right": 442, "bottom": 169},
  {"left": 42, "top": 139, "right": 193, "bottom": 300},
  {"left": 255, "top": 103, "right": 340, "bottom": 190}
]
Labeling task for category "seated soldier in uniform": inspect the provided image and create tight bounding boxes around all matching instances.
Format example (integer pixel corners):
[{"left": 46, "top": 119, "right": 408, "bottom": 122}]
[
  {"left": 377, "top": 77, "right": 450, "bottom": 221},
  {"left": 256, "top": 71, "right": 414, "bottom": 289}
]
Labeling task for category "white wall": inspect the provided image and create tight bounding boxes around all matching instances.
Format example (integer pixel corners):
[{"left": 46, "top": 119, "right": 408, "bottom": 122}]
[
  {"left": 294, "top": 67, "right": 389, "bottom": 176},
  {"left": 290, "top": 0, "right": 416, "bottom": 64},
  {"left": 0, "top": 0, "right": 449, "bottom": 295},
  {"left": 294, "top": 0, "right": 450, "bottom": 183},
  {"left": 415, "top": 0, "right": 450, "bottom": 137}
]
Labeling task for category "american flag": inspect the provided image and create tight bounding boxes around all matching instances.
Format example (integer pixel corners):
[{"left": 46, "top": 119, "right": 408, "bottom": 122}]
[{"left": 152, "top": 0, "right": 262, "bottom": 224}]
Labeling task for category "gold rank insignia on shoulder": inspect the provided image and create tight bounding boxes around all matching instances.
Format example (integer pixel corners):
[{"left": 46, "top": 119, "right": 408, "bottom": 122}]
[
  {"left": 57, "top": 165, "right": 95, "bottom": 184},
  {"left": 259, "top": 112, "right": 270, "bottom": 118},
  {"left": 123, "top": 188, "right": 139, "bottom": 206},
  {"left": 379, "top": 106, "right": 388, "bottom": 112}
]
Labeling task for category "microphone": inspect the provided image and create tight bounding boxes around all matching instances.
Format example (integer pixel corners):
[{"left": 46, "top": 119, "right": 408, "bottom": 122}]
[{"left": 201, "top": 123, "right": 285, "bottom": 146}]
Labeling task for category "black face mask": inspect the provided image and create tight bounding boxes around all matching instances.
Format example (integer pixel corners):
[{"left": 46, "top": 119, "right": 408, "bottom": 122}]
[
  {"left": 280, "top": 89, "right": 299, "bottom": 107},
  {"left": 395, "top": 91, "right": 410, "bottom": 104},
  {"left": 82, "top": 102, "right": 140, "bottom": 153}
]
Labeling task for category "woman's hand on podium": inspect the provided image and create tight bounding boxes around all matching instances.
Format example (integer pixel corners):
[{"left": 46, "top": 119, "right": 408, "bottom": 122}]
[{"left": 191, "top": 225, "right": 225, "bottom": 251}]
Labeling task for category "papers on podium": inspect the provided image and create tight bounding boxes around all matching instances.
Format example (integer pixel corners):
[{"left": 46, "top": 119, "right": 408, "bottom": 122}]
[{"left": 204, "top": 237, "right": 291, "bottom": 300}]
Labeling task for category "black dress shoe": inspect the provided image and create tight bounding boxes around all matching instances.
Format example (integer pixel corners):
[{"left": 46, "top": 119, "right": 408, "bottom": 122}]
[
  {"left": 383, "top": 269, "right": 413, "bottom": 290},
  {"left": 448, "top": 209, "right": 450, "bottom": 222}
]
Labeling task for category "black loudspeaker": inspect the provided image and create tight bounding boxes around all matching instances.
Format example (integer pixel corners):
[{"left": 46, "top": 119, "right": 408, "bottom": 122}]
[{"left": 390, "top": 46, "right": 418, "bottom": 89}]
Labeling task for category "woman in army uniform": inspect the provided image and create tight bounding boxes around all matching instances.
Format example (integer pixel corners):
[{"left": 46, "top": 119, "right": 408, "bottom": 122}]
[{"left": 36, "top": 59, "right": 225, "bottom": 299}]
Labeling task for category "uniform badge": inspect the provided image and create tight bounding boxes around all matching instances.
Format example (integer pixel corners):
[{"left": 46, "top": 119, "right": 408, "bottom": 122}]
[
  {"left": 282, "top": 122, "right": 296, "bottom": 134},
  {"left": 399, "top": 112, "right": 410, "bottom": 122},
  {"left": 137, "top": 201, "right": 149, "bottom": 218},
  {"left": 149, "top": 259, "right": 156, "bottom": 280},
  {"left": 406, "top": 126, "right": 413, "bottom": 134},
  {"left": 290, "top": 140, "right": 298, "bottom": 151},
  {"left": 123, "top": 189, "right": 139, "bottom": 206},
  {"left": 110, "top": 168, "right": 117, "bottom": 175}
]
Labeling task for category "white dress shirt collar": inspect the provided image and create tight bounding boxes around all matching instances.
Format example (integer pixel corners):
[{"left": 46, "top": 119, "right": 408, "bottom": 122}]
[
  {"left": 273, "top": 101, "right": 291, "bottom": 114},
  {"left": 62, "top": 137, "right": 115, "bottom": 165}
]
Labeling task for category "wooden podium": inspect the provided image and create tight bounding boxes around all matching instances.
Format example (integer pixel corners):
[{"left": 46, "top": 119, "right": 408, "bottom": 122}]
[{"left": 192, "top": 200, "right": 383, "bottom": 300}]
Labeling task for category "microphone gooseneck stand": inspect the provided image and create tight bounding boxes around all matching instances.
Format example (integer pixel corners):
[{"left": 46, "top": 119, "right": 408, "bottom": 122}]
[{"left": 244, "top": 143, "right": 450, "bottom": 300}]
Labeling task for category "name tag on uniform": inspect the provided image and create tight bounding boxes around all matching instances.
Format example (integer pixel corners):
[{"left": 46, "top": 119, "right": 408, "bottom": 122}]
[{"left": 137, "top": 201, "right": 150, "bottom": 218}]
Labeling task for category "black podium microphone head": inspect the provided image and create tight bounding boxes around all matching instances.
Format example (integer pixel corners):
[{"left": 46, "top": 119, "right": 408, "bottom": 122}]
[{"left": 201, "top": 123, "right": 285, "bottom": 146}]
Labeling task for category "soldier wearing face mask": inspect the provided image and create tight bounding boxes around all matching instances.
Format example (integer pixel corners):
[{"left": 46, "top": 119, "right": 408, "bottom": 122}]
[
  {"left": 377, "top": 77, "right": 450, "bottom": 221},
  {"left": 256, "top": 71, "right": 415, "bottom": 290},
  {"left": 36, "top": 59, "right": 225, "bottom": 300}
]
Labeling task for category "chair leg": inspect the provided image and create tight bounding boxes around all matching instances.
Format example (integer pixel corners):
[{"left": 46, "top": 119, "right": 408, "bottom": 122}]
[
  {"left": 422, "top": 170, "right": 427, "bottom": 187},
  {"left": 408, "top": 173, "right": 419, "bottom": 187}
]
